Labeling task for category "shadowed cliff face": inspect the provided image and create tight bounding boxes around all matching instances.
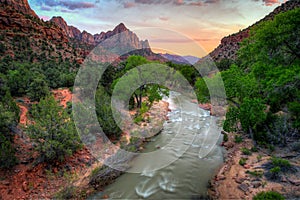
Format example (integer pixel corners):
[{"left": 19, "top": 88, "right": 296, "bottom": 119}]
[{"left": 209, "top": 0, "right": 300, "bottom": 62}]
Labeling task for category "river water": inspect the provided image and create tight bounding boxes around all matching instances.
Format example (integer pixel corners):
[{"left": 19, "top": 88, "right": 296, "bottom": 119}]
[{"left": 90, "top": 92, "right": 224, "bottom": 199}]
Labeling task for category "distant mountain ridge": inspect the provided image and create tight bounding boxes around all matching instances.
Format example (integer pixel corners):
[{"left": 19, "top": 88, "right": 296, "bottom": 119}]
[
  {"left": 159, "top": 53, "right": 200, "bottom": 65},
  {"left": 50, "top": 17, "right": 150, "bottom": 50},
  {"left": 0, "top": 0, "right": 162, "bottom": 63},
  {"left": 209, "top": 0, "right": 300, "bottom": 62}
]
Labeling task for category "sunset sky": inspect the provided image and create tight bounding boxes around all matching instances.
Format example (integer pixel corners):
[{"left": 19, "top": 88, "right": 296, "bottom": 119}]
[{"left": 28, "top": 0, "right": 286, "bottom": 57}]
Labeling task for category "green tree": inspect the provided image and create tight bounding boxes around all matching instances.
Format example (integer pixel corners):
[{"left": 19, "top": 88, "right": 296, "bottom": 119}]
[
  {"left": 26, "top": 75, "right": 50, "bottom": 101},
  {"left": 95, "top": 86, "right": 121, "bottom": 138},
  {"left": 27, "top": 96, "right": 82, "bottom": 163},
  {"left": 0, "top": 102, "right": 18, "bottom": 168},
  {"left": 195, "top": 77, "right": 209, "bottom": 103}
]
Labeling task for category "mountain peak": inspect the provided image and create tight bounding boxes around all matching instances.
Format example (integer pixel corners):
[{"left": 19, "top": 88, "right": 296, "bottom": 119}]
[
  {"left": 1, "top": 0, "right": 39, "bottom": 18},
  {"left": 113, "top": 23, "right": 129, "bottom": 33}
]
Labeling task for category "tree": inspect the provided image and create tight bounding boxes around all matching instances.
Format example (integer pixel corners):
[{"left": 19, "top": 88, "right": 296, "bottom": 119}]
[
  {"left": 195, "top": 77, "right": 209, "bottom": 103},
  {"left": 26, "top": 74, "right": 50, "bottom": 101},
  {"left": 0, "top": 101, "right": 18, "bottom": 168},
  {"left": 222, "top": 8, "right": 300, "bottom": 143},
  {"left": 27, "top": 96, "right": 82, "bottom": 163},
  {"left": 95, "top": 86, "right": 121, "bottom": 138}
]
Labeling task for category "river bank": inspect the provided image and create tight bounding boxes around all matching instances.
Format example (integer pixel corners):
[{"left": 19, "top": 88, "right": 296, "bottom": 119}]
[
  {"left": 57, "top": 99, "right": 170, "bottom": 199},
  {"left": 208, "top": 131, "right": 300, "bottom": 200},
  {"left": 0, "top": 88, "right": 170, "bottom": 199}
]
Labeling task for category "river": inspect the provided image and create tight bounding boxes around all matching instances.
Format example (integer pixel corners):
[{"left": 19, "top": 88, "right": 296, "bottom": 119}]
[{"left": 89, "top": 91, "right": 224, "bottom": 199}]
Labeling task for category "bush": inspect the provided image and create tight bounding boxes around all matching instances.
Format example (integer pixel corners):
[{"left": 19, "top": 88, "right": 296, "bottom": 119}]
[
  {"left": 271, "top": 157, "right": 291, "bottom": 170},
  {"left": 223, "top": 133, "right": 228, "bottom": 142},
  {"left": 270, "top": 166, "right": 281, "bottom": 179},
  {"left": 251, "top": 146, "right": 258, "bottom": 152},
  {"left": 27, "top": 96, "right": 82, "bottom": 163},
  {"left": 246, "top": 170, "right": 263, "bottom": 178},
  {"left": 0, "top": 133, "right": 17, "bottom": 169},
  {"left": 241, "top": 147, "right": 252, "bottom": 155},
  {"left": 291, "top": 142, "right": 300, "bottom": 152},
  {"left": 253, "top": 191, "right": 285, "bottom": 200},
  {"left": 239, "top": 158, "right": 247, "bottom": 166},
  {"left": 235, "top": 135, "right": 243, "bottom": 143}
]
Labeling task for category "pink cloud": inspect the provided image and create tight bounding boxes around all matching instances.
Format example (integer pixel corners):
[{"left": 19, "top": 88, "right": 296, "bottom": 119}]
[
  {"left": 159, "top": 16, "right": 169, "bottom": 21},
  {"left": 263, "top": 0, "right": 280, "bottom": 6},
  {"left": 124, "top": 2, "right": 136, "bottom": 8},
  {"left": 39, "top": 15, "right": 50, "bottom": 21}
]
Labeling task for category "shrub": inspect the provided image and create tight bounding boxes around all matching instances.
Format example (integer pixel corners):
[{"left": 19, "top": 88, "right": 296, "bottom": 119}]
[
  {"left": 251, "top": 146, "right": 258, "bottom": 152},
  {"left": 253, "top": 191, "right": 285, "bottom": 200},
  {"left": 0, "top": 133, "right": 17, "bottom": 169},
  {"left": 239, "top": 158, "right": 247, "bottom": 166},
  {"left": 270, "top": 166, "right": 281, "bottom": 179},
  {"left": 271, "top": 157, "right": 291, "bottom": 170},
  {"left": 27, "top": 96, "right": 82, "bottom": 163},
  {"left": 223, "top": 133, "right": 228, "bottom": 142},
  {"left": 291, "top": 142, "right": 300, "bottom": 152},
  {"left": 241, "top": 147, "right": 252, "bottom": 155},
  {"left": 246, "top": 170, "right": 263, "bottom": 178},
  {"left": 235, "top": 135, "right": 243, "bottom": 143}
]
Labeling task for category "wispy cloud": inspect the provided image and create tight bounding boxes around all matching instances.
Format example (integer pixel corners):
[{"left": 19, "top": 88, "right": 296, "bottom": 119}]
[
  {"left": 44, "top": 0, "right": 96, "bottom": 10},
  {"left": 123, "top": 2, "right": 136, "bottom": 8},
  {"left": 159, "top": 16, "right": 169, "bottom": 21}
]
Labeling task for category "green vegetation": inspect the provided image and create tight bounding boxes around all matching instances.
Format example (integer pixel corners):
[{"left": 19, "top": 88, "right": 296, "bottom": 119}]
[
  {"left": 253, "top": 191, "right": 285, "bottom": 200},
  {"left": 234, "top": 135, "right": 243, "bottom": 143},
  {"left": 196, "top": 8, "right": 300, "bottom": 145},
  {"left": 246, "top": 170, "right": 263, "bottom": 178},
  {"left": 241, "top": 147, "right": 252, "bottom": 155},
  {"left": 270, "top": 157, "right": 291, "bottom": 171},
  {"left": 239, "top": 158, "right": 247, "bottom": 166},
  {"left": 95, "top": 86, "right": 121, "bottom": 138},
  {"left": 27, "top": 96, "right": 82, "bottom": 163},
  {"left": 0, "top": 76, "right": 19, "bottom": 168}
]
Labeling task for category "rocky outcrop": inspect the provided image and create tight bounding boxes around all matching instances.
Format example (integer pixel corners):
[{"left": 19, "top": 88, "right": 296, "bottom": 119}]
[
  {"left": 209, "top": 0, "right": 300, "bottom": 62},
  {"left": 50, "top": 16, "right": 81, "bottom": 39},
  {"left": 0, "top": 0, "right": 163, "bottom": 63},
  {"left": 0, "top": 0, "right": 39, "bottom": 18},
  {"left": 51, "top": 20, "right": 151, "bottom": 50}
]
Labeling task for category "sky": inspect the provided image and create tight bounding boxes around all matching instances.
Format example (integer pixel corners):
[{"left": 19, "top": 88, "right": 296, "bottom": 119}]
[{"left": 28, "top": 0, "right": 286, "bottom": 57}]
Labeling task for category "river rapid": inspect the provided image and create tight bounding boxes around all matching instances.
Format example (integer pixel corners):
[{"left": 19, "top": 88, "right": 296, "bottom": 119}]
[{"left": 90, "top": 91, "right": 224, "bottom": 199}]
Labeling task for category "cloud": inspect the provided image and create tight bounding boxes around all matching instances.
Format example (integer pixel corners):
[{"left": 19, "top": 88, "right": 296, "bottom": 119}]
[
  {"left": 159, "top": 16, "right": 169, "bottom": 21},
  {"left": 204, "top": 0, "right": 220, "bottom": 4},
  {"left": 252, "top": 0, "right": 282, "bottom": 6},
  {"left": 39, "top": 15, "right": 51, "bottom": 21},
  {"left": 40, "top": 5, "right": 52, "bottom": 11},
  {"left": 189, "top": 1, "right": 203, "bottom": 6},
  {"left": 123, "top": 2, "right": 136, "bottom": 8},
  {"left": 132, "top": 0, "right": 207, "bottom": 6},
  {"left": 44, "top": 0, "right": 96, "bottom": 10},
  {"left": 263, "top": 0, "right": 280, "bottom": 6}
]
